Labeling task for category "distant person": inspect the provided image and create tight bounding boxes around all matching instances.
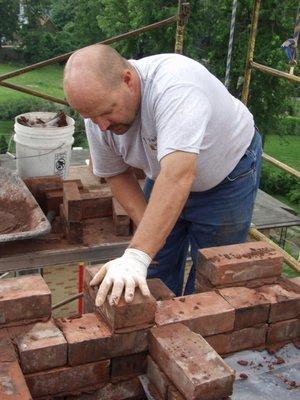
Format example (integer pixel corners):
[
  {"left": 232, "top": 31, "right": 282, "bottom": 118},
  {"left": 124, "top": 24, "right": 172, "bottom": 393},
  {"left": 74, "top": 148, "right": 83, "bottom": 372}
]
[{"left": 64, "top": 44, "right": 262, "bottom": 306}]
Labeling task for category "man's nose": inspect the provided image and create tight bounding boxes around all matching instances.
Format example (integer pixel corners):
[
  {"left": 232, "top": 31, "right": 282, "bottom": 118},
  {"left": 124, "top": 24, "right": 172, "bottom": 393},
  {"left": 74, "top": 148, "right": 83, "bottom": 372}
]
[{"left": 92, "top": 117, "right": 110, "bottom": 131}]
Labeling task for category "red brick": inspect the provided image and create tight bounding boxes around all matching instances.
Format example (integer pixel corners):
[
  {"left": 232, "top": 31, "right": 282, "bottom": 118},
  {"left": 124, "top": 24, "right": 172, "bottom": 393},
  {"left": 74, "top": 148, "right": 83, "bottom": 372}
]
[
  {"left": 257, "top": 283, "right": 300, "bottom": 322},
  {"left": 146, "top": 355, "right": 171, "bottom": 398},
  {"left": 167, "top": 385, "right": 185, "bottom": 400},
  {"left": 63, "top": 181, "right": 82, "bottom": 221},
  {"left": 218, "top": 287, "right": 270, "bottom": 329},
  {"left": 0, "top": 276, "right": 51, "bottom": 326},
  {"left": 56, "top": 313, "right": 149, "bottom": 365},
  {"left": 267, "top": 319, "right": 300, "bottom": 343},
  {"left": 100, "top": 289, "right": 156, "bottom": 332},
  {"left": 155, "top": 292, "right": 235, "bottom": 336},
  {"left": 81, "top": 187, "right": 113, "bottom": 219},
  {"left": 60, "top": 203, "right": 83, "bottom": 244},
  {"left": 149, "top": 323, "right": 235, "bottom": 400},
  {"left": 65, "top": 376, "right": 145, "bottom": 400},
  {"left": 0, "top": 361, "right": 32, "bottom": 400},
  {"left": 13, "top": 320, "right": 67, "bottom": 373},
  {"left": 289, "top": 276, "right": 300, "bottom": 287},
  {"left": 206, "top": 324, "right": 267, "bottom": 355},
  {"left": 111, "top": 352, "right": 147, "bottom": 382},
  {"left": 112, "top": 198, "right": 131, "bottom": 236},
  {"left": 0, "top": 330, "right": 17, "bottom": 362},
  {"left": 195, "top": 270, "right": 279, "bottom": 292},
  {"left": 147, "top": 279, "right": 175, "bottom": 301},
  {"left": 198, "top": 241, "right": 282, "bottom": 286},
  {"left": 25, "top": 360, "right": 110, "bottom": 398},
  {"left": 83, "top": 292, "right": 96, "bottom": 313}
]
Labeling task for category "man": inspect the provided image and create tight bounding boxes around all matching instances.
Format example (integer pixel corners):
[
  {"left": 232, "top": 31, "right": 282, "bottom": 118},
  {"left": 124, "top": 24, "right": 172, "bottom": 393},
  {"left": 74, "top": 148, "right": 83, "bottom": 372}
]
[{"left": 64, "top": 44, "right": 262, "bottom": 307}]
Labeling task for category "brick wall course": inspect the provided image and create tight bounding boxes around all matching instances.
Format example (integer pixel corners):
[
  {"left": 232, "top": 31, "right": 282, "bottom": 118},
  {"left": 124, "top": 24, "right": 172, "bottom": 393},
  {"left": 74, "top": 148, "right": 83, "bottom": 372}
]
[
  {"left": 146, "top": 355, "right": 171, "bottom": 399},
  {"left": 206, "top": 324, "right": 268, "bottom": 355},
  {"left": 149, "top": 323, "right": 235, "bottom": 400},
  {"left": 218, "top": 287, "right": 270, "bottom": 329},
  {"left": 0, "top": 275, "right": 51, "bottom": 327},
  {"left": 112, "top": 198, "right": 131, "bottom": 236},
  {"left": 155, "top": 292, "right": 235, "bottom": 336},
  {"left": 198, "top": 241, "right": 282, "bottom": 286},
  {"left": 110, "top": 352, "right": 147, "bottom": 382},
  {"left": 147, "top": 279, "right": 175, "bottom": 301},
  {"left": 25, "top": 360, "right": 110, "bottom": 398}
]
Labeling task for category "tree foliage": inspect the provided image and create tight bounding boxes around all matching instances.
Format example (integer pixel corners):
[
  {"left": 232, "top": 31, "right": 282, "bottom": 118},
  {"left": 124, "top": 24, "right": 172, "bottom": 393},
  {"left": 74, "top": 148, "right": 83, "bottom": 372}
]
[{"left": 0, "top": 0, "right": 19, "bottom": 45}]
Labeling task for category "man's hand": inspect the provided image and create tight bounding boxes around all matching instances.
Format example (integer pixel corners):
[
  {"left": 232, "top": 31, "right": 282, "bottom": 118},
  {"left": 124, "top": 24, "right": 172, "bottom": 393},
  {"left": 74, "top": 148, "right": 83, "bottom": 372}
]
[{"left": 90, "top": 248, "right": 152, "bottom": 307}]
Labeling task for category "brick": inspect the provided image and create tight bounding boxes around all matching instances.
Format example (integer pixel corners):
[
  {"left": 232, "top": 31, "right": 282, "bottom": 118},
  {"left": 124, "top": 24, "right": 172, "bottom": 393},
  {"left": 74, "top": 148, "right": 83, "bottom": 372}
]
[
  {"left": 257, "top": 283, "right": 300, "bottom": 322},
  {"left": 63, "top": 181, "right": 82, "bottom": 221},
  {"left": 155, "top": 292, "right": 235, "bottom": 336},
  {"left": 289, "top": 276, "right": 300, "bottom": 287},
  {"left": 0, "top": 330, "right": 17, "bottom": 362},
  {"left": 112, "top": 198, "right": 131, "bottom": 236},
  {"left": 81, "top": 189, "right": 112, "bottom": 219},
  {"left": 198, "top": 241, "right": 282, "bottom": 286},
  {"left": 65, "top": 376, "right": 145, "bottom": 400},
  {"left": 13, "top": 320, "right": 67, "bottom": 373},
  {"left": 100, "top": 289, "right": 156, "bottom": 332},
  {"left": 146, "top": 355, "right": 171, "bottom": 398},
  {"left": 56, "top": 313, "right": 149, "bottom": 365},
  {"left": 0, "top": 276, "right": 51, "bottom": 326},
  {"left": 25, "top": 360, "right": 110, "bottom": 398},
  {"left": 83, "top": 292, "right": 96, "bottom": 313},
  {"left": 149, "top": 323, "right": 235, "bottom": 400},
  {"left": 60, "top": 204, "right": 83, "bottom": 244},
  {"left": 218, "top": 287, "right": 270, "bottom": 329},
  {"left": 206, "top": 324, "right": 267, "bottom": 355},
  {"left": 267, "top": 318, "right": 300, "bottom": 343},
  {"left": 147, "top": 279, "right": 175, "bottom": 301},
  {"left": 0, "top": 361, "right": 32, "bottom": 400},
  {"left": 111, "top": 352, "right": 147, "bottom": 382},
  {"left": 195, "top": 270, "right": 279, "bottom": 292}
]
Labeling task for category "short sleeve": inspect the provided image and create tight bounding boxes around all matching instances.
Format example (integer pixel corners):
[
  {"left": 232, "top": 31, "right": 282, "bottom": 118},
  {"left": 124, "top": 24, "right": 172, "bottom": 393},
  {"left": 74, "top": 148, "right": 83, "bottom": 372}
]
[
  {"left": 85, "top": 119, "right": 128, "bottom": 177},
  {"left": 154, "top": 84, "right": 212, "bottom": 161}
]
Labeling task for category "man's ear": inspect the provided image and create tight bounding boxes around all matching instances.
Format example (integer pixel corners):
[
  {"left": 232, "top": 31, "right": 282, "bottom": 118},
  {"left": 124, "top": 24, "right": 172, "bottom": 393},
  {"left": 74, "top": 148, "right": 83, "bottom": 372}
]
[{"left": 122, "top": 69, "right": 133, "bottom": 88}]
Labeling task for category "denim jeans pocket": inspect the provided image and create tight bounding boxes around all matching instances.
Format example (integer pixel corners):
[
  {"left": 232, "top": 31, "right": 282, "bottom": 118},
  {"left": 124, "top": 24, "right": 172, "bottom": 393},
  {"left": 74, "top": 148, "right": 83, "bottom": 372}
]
[{"left": 226, "top": 148, "right": 256, "bottom": 182}]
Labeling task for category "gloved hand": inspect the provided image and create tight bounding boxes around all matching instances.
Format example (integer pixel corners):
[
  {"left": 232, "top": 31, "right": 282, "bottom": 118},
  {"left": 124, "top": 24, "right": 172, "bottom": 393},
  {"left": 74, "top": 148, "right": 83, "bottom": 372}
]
[{"left": 90, "top": 248, "right": 152, "bottom": 307}]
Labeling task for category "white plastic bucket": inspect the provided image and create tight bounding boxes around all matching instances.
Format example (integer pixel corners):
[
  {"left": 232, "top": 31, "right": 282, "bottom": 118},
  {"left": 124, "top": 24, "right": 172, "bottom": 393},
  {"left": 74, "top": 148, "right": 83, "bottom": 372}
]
[{"left": 14, "top": 112, "right": 75, "bottom": 179}]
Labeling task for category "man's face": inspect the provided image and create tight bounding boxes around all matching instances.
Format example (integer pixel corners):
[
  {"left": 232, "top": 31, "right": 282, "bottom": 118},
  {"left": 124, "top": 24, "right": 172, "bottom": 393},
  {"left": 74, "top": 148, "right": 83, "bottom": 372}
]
[{"left": 73, "top": 78, "right": 140, "bottom": 135}]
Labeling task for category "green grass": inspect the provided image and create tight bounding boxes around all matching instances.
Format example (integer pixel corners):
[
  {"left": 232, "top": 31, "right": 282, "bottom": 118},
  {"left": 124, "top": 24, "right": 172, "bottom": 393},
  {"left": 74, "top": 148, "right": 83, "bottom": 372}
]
[
  {"left": 264, "top": 134, "right": 300, "bottom": 171},
  {"left": 0, "top": 63, "right": 64, "bottom": 103}
]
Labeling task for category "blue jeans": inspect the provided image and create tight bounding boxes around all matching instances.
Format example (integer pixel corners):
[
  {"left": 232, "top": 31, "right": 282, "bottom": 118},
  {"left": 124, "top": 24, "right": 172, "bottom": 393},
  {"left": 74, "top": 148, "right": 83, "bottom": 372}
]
[{"left": 144, "top": 129, "right": 262, "bottom": 296}]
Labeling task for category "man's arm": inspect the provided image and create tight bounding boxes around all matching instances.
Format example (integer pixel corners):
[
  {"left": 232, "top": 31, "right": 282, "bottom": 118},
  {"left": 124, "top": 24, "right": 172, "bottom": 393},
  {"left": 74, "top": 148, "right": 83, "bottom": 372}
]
[
  {"left": 91, "top": 151, "right": 198, "bottom": 306},
  {"left": 106, "top": 168, "right": 147, "bottom": 227},
  {"left": 129, "top": 151, "right": 197, "bottom": 257}
]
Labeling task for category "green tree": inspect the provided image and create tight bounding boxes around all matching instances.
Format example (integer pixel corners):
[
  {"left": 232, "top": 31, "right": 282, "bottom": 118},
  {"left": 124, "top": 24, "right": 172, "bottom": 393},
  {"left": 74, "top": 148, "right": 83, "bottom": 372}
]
[
  {"left": 0, "top": 0, "right": 19, "bottom": 45},
  {"left": 0, "top": 135, "right": 8, "bottom": 154}
]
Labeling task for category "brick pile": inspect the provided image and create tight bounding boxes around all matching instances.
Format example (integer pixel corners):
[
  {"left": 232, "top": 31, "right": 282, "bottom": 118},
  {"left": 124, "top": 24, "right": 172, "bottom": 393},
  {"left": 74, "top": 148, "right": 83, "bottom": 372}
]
[{"left": 0, "top": 240, "right": 299, "bottom": 400}]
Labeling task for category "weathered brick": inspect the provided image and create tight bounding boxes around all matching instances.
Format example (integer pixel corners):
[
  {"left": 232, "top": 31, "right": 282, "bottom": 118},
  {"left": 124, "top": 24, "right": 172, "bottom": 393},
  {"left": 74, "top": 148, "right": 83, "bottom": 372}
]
[
  {"left": 13, "top": 320, "right": 67, "bottom": 373},
  {"left": 80, "top": 188, "right": 113, "bottom": 219},
  {"left": 0, "top": 276, "right": 51, "bottom": 326},
  {"left": 195, "top": 270, "right": 279, "bottom": 292},
  {"left": 65, "top": 376, "right": 145, "bottom": 400},
  {"left": 206, "top": 324, "right": 267, "bottom": 355},
  {"left": 147, "top": 279, "right": 175, "bottom": 301},
  {"left": 0, "top": 361, "right": 32, "bottom": 400},
  {"left": 257, "top": 283, "right": 300, "bottom": 322},
  {"left": 112, "top": 198, "right": 131, "bottom": 236},
  {"left": 149, "top": 323, "right": 235, "bottom": 400},
  {"left": 0, "top": 330, "right": 17, "bottom": 362},
  {"left": 60, "top": 203, "right": 83, "bottom": 244},
  {"left": 289, "top": 276, "right": 300, "bottom": 287},
  {"left": 155, "top": 292, "right": 235, "bottom": 336},
  {"left": 56, "top": 313, "right": 149, "bottom": 365},
  {"left": 146, "top": 355, "right": 171, "bottom": 398},
  {"left": 83, "top": 292, "right": 96, "bottom": 313},
  {"left": 100, "top": 289, "right": 156, "bottom": 332},
  {"left": 218, "top": 287, "right": 270, "bottom": 329},
  {"left": 267, "top": 318, "right": 300, "bottom": 343},
  {"left": 111, "top": 352, "right": 147, "bottom": 382},
  {"left": 25, "top": 360, "right": 110, "bottom": 398},
  {"left": 198, "top": 241, "right": 282, "bottom": 286}
]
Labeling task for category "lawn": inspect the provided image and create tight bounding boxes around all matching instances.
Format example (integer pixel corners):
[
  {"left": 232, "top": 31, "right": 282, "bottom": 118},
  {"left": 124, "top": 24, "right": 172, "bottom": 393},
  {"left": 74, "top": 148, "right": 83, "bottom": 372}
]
[
  {"left": 263, "top": 134, "right": 300, "bottom": 171},
  {"left": 0, "top": 63, "right": 64, "bottom": 103}
]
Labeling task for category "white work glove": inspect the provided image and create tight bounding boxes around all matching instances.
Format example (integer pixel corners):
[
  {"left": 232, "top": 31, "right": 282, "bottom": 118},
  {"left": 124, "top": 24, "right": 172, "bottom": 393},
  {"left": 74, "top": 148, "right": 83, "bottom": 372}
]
[{"left": 90, "top": 248, "right": 152, "bottom": 307}]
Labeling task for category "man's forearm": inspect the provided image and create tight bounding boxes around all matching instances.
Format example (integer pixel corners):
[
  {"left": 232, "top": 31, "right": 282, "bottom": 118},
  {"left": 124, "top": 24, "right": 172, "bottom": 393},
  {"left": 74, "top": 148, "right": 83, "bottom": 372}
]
[
  {"left": 129, "top": 152, "right": 197, "bottom": 258},
  {"left": 106, "top": 168, "right": 147, "bottom": 226}
]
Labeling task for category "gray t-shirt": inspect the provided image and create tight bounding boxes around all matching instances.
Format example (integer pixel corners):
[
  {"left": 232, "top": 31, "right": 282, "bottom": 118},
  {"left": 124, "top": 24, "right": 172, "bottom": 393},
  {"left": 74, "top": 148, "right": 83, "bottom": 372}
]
[{"left": 85, "top": 54, "right": 254, "bottom": 191}]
